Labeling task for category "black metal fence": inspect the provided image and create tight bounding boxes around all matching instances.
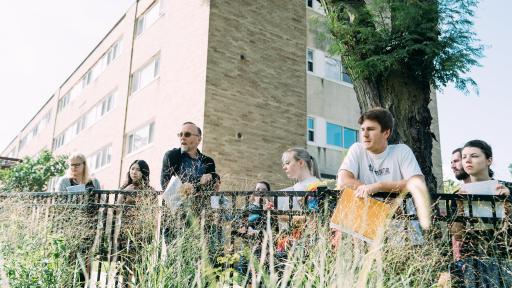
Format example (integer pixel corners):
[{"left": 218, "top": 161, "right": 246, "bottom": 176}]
[{"left": 1, "top": 189, "right": 511, "bottom": 287}]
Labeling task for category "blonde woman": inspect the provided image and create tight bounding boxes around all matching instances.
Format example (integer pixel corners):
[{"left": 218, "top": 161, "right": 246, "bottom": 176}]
[
  {"left": 279, "top": 147, "right": 321, "bottom": 211},
  {"left": 56, "top": 153, "right": 100, "bottom": 191}
]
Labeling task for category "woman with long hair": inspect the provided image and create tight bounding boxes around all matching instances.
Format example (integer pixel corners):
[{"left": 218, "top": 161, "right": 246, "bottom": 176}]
[
  {"left": 121, "top": 160, "right": 153, "bottom": 191},
  {"left": 56, "top": 153, "right": 100, "bottom": 191}
]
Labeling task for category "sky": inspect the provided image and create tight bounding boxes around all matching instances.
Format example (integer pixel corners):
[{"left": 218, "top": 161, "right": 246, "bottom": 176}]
[{"left": 0, "top": 0, "right": 510, "bottom": 182}]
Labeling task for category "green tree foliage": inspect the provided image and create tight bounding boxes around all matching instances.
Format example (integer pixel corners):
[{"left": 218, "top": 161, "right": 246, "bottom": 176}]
[
  {"left": 0, "top": 150, "right": 67, "bottom": 192},
  {"left": 508, "top": 163, "right": 512, "bottom": 177},
  {"left": 323, "top": 0, "right": 483, "bottom": 92}
]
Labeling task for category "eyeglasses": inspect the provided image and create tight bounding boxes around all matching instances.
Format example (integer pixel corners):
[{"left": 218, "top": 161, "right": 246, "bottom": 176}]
[
  {"left": 177, "top": 132, "right": 199, "bottom": 138},
  {"left": 69, "top": 162, "right": 83, "bottom": 168}
]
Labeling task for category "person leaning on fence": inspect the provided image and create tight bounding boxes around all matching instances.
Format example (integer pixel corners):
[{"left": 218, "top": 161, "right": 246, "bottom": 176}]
[
  {"left": 55, "top": 154, "right": 100, "bottom": 283},
  {"left": 237, "top": 181, "right": 274, "bottom": 237},
  {"left": 275, "top": 148, "right": 321, "bottom": 255},
  {"left": 331, "top": 107, "right": 425, "bottom": 245},
  {"left": 160, "top": 122, "right": 219, "bottom": 209},
  {"left": 117, "top": 159, "right": 155, "bottom": 283},
  {"left": 448, "top": 140, "right": 512, "bottom": 287},
  {"left": 234, "top": 181, "right": 274, "bottom": 274},
  {"left": 56, "top": 153, "right": 100, "bottom": 192}
]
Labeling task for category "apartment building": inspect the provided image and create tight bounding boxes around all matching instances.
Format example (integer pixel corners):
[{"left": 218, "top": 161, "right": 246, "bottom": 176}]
[{"left": 1, "top": 0, "right": 442, "bottom": 190}]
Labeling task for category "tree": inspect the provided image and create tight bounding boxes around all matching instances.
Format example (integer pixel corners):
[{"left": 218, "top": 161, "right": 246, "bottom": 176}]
[
  {"left": 322, "top": 0, "right": 483, "bottom": 193},
  {"left": 0, "top": 150, "right": 68, "bottom": 192},
  {"left": 508, "top": 163, "right": 512, "bottom": 177}
]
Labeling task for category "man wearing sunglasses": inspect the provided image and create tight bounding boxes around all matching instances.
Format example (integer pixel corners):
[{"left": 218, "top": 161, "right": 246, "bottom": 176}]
[{"left": 160, "top": 122, "right": 218, "bottom": 192}]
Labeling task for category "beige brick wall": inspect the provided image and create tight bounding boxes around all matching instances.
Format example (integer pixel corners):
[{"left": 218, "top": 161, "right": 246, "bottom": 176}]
[{"left": 203, "top": 0, "right": 307, "bottom": 190}]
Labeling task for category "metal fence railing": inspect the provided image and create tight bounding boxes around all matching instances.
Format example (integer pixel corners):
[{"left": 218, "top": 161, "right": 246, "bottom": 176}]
[{"left": 1, "top": 189, "right": 511, "bottom": 287}]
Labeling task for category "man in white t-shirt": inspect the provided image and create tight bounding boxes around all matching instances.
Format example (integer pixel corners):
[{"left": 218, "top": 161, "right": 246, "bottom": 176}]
[
  {"left": 332, "top": 107, "right": 425, "bottom": 245},
  {"left": 337, "top": 107, "right": 424, "bottom": 197}
]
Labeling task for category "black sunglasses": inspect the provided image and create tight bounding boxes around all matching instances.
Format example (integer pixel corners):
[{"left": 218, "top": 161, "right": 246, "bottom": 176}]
[{"left": 177, "top": 132, "right": 199, "bottom": 138}]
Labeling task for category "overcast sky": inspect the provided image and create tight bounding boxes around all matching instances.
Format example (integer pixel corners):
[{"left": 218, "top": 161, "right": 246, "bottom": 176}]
[{"left": 1, "top": 0, "right": 510, "bottom": 182}]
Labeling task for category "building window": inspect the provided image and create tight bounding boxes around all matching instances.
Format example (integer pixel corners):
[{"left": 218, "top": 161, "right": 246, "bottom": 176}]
[
  {"left": 53, "top": 133, "right": 65, "bottom": 149},
  {"left": 131, "top": 55, "right": 160, "bottom": 94},
  {"left": 342, "top": 67, "right": 353, "bottom": 84},
  {"left": 57, "top": 93, "right": 70, "bottom": 113},
  {"left": 307, "top": 117, "right": 315, "bottom": 142},
  {"left": 127, "top": 122, "right": 155, "bottom": 154},
  {"left": 307, "top": 49, "right": 314, "bottom": 72},
  {"left": 306, "top": 0, "right": 325, "bottom": 14},
  {"left": 326, "top": 122, "right": 342, "bottom": 147},
  {"left": 325, "top": 56, "right": 342, "bottom": 82},
  {"left": 326, "top": 122, "right": 358, "bottom": 149},
  {"left": 82, "top": 70, "right": 92, "bottom": 87},
  {"left": 136, "top": 1, "right": 161, "bottom": 37},
  {"left": 106, "top": 41, "right": 120, "bottom": 65},
  {"left": 84, "top": 91, "right": 116, "bottom": 128},
  {"left": 343, "top": 127, "right": 358, "bottom": 148},
  {"left": 87, "top": 145, "right": 112, "bottom": 172},
  {"left": 41, "top": 110, "right": 52, "bottom": 128}
]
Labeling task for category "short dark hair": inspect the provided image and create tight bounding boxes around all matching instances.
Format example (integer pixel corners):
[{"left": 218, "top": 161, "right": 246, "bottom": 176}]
[
  {"left": 463, "top": 139, "right": 494, "bottom": 177},
  {"left": 358, "top": 107, "right": 394, "bottom": 132},
  {"left": 452, "top": 148, "right": 462, "bottom": 155},
  {"left": 182, "top": 121, "right": 202, "bottom": 136}
]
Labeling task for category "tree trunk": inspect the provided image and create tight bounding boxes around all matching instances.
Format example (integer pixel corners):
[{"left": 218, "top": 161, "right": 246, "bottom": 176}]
[{"left": 352, "top": 70, "right": 437, "bottom": 194}]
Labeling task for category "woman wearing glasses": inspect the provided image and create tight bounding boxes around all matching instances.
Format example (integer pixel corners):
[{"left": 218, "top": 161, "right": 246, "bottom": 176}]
[{"left": 56, "top": 153, "right": 100, "bottom": 192}]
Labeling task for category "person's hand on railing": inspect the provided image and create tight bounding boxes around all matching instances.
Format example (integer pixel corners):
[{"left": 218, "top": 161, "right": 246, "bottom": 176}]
[
  {"left": 263, "top": 199, "right": 274, "bottom": 210},
  {"left": 496, "top": 184, "right": 510, "bottom": 196},
  {"left": 354, "top": 183, "right": 379, "bottom": 198},
  {"left": 199, "top": 173, "right": 212, "bottom": 185}
]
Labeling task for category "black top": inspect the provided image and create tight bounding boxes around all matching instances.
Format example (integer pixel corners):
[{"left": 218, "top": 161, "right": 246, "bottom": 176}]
[{"left": 160, "top": 148, "right": 217, "bottom": 191}]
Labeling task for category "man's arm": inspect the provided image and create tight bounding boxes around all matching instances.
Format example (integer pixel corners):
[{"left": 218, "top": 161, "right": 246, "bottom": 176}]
[
  {"left": 199, "top": 156, "right": 216, "bottom": 185},
  {"left": 160, "top": 151, "right": 172, "bottom": 190},
  {"left": 337, "top": 169, "right": 364, "bottom": 189},
  {"left": 354, "top": 175, "right": 425, "bottom": 198}
]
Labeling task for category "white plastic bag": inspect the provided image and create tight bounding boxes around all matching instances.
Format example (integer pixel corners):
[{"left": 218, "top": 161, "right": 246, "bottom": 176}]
[{"left": 163, "top": 176, "right": 183, "bottom": 213}]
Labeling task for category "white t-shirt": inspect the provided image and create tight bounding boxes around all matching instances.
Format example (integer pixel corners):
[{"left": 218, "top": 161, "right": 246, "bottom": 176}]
[
  {"left": 338, "top": 143, "right": 424, "bottom": 244},
  {"left": 278, "top": 176, "right": 319, "bottom": 210},
  {"left": 339, "top": 143, "right": 423, "bottom": 185}
]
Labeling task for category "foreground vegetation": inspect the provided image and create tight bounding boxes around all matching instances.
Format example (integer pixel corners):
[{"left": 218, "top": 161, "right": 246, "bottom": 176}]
[{"left": 0, "top": 193, "right": 462, "bottom": 288}]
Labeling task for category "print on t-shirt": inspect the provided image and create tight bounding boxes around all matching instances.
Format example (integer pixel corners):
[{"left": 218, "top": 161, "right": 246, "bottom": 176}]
[{"left": 368, "top": 164, "right": 390, "bottom": 177}]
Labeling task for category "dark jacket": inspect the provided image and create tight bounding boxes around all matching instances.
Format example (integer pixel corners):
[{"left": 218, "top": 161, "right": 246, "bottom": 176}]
[{"left": 160, "top": 148, "right": 216, "bottom": 190}]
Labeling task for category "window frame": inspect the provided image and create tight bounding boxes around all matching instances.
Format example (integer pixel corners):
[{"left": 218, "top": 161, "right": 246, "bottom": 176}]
[
  {"left": 126, "top": 122, "right": 155, "bottom": 155},
  {"left": 307, "top": 117, "right": 315, "bottom": 142},
  {"left": 131, "top": 54, "right": 160, "bottom": 94}
]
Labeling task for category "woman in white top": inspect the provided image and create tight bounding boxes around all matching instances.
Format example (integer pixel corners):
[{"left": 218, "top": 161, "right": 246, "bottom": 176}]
[{"left": 279, "top": 148, "right": 321, "bottom": 211}]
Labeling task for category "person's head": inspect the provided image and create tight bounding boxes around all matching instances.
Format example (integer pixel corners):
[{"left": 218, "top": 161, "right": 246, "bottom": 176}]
[
  {"left": 358, "top": 107, "right": 394, "bottom": 154},
  {"left": 255, "top": 181, "right": 271, "bottom": 192},
  {"left": 178, "top": 122, "right": 202, "bottom": 153},
  {"left": 125, "top": 160, "right": 150, "bottom": 187},
  {"left": 67, "top": 153, "right": 90, "bottom": 184},
  {"left": 282, "top": 148, "right": 320, "bottom": 181},
  {"left": 451, "top": 148, "right": 469, "bottom": 181},
  {"left": 462, "top": 140, "right": 494, "bottom": 179}
]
